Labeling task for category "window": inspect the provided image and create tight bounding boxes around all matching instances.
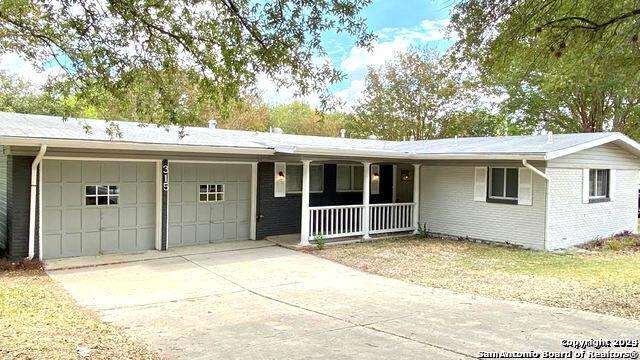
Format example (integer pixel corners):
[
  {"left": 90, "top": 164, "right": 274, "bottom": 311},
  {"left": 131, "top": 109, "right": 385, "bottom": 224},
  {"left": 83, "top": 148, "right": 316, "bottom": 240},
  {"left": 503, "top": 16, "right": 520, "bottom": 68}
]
[
  {"left": 336, "top": 164, "right": 364, "bottom": 192},
  {"left": 85, "top": 185, "right": 119, "bottom": 206},
  {"left": 199, "top": 184, "right": 225, "bottom": 202},
  {"left": 286, "top": 164, "right": 324, "bottom": 193},
  {"left": 488, "top": 167, "right": 518, "bottom": 202},
  {"left": 589, "top": 169, "right": 609, "bottom": 200}
]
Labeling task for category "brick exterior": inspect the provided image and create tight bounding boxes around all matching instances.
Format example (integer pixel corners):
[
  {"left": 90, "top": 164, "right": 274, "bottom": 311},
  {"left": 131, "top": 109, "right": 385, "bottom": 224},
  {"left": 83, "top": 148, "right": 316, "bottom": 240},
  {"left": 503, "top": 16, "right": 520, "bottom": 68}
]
[
  {"left": 6, "top": 155, "right": 36, "bottom": 259},
  {"left": 419, "top": 165, "right": 548, "bottom": 250},
  {"left": 546, "top": 168, "right": 638, "bottom": 250},
  {"left": 256, "top": 162, "right": 393, "bottom": 239},
  {"left": 0, "top": 147, "right": 7, "bottom": 253}
]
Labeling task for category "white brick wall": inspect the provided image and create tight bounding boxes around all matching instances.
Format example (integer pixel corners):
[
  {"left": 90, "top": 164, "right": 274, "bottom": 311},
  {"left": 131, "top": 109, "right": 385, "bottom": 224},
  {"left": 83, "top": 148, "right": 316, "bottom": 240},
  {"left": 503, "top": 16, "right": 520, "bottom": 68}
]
[
  {"left": 546, "top": 168, "right": 638, "bottom": 250},
  {"left": 419, "top": 165, "right": 547, "bottom": 250}
]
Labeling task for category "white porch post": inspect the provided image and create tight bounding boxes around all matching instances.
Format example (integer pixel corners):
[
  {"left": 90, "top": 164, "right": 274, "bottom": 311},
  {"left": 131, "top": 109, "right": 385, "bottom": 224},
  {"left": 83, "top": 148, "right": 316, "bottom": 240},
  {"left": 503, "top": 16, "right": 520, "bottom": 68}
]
[
  {"left": 300, "top": 160, "right": 312, "bottom": 246},
  {"left": 412, "top": 163, "right": 421, "bottom": 234},
  {"left": 362, "top": 161, "right": 371, "bottom": 240},
  {"left": 250, "top": 162, "right": 258, "bottom": 240}
]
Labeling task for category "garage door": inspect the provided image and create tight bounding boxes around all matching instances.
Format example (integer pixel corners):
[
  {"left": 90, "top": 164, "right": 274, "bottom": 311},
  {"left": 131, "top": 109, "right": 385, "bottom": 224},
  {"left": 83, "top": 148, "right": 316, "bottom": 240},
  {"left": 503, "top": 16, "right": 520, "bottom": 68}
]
[
  {"left": 168, "top": 163, "right": 251, "bottom": 246},
  {"left": 42, "top": 160, "right": 156, "bottom": 259}
]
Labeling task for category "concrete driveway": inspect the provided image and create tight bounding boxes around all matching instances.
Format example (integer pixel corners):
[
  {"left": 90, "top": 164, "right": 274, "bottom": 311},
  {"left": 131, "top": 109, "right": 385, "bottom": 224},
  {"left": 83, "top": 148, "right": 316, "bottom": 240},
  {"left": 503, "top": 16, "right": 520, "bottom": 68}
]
[{"left": 48, "top": 243, "right": 640, "bottom": 359}]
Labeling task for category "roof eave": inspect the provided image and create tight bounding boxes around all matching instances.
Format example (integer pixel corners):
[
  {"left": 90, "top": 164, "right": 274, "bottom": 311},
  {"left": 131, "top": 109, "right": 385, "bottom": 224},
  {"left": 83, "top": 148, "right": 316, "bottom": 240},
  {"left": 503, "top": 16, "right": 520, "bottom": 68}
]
[
  {"left": 409, "top": 153, "right": 547, "bottom": 161},
  {"left": 287, "top": 147, "right": 412, "bottom": 160},
  {"left": 0, "top": 136, "right": 275, "bottom": 156}
]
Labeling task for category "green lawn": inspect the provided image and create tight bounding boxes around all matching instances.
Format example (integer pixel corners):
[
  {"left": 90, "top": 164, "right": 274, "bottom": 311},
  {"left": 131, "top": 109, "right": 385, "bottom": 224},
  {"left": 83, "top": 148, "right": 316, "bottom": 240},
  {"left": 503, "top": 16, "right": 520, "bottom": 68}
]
[
  {"left": 0, "top": 266, "right": 157, "bottom": 360},
  {"left": 313, "top": 237, "right": 640, "bottom": 320}
]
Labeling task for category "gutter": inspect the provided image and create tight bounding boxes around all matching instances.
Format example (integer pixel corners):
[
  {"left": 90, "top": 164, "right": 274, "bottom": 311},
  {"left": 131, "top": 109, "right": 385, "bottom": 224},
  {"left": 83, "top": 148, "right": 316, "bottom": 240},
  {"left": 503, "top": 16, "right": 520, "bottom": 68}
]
[
  {"left": 27, "top": 144, "right": 47, "bottom": 260},
  {"left": 0, "top": 136, "right": 275, "bottom": 156},
  {"left": 522, "top": 159, "right": 550, "bottom": 251}
]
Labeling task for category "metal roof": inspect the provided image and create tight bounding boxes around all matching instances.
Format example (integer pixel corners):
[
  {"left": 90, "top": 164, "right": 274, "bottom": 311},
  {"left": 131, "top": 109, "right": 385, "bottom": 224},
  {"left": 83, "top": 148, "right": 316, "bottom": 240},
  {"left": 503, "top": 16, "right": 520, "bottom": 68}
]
[{"left": 0, "top": 111, "right": 638, "bottom": 160}]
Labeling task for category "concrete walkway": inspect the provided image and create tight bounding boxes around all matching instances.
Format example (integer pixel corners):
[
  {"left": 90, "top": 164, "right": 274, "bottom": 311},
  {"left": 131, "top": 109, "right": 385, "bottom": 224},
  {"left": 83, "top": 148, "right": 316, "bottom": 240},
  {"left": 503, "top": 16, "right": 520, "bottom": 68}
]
[{"left": 48, "top": 245, "right": 640, "bottom": 359}]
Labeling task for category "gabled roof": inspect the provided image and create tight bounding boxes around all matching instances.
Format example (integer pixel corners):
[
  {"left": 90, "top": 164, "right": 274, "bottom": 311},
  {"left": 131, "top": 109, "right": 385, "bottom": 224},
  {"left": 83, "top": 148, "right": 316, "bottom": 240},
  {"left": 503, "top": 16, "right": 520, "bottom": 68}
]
[{"left": 0, "top": 111, "right": 639, "bottom": 161}]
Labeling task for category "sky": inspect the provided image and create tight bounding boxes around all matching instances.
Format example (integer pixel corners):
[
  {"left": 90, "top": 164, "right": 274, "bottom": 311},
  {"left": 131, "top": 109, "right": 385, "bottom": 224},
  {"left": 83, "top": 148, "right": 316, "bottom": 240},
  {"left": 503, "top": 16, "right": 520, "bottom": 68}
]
[
  {"left": 0, "top": 0, "right": 455, "bottom": 110},
  {"left": 257, "top": 0, "right": 455, "bottom": 109}
]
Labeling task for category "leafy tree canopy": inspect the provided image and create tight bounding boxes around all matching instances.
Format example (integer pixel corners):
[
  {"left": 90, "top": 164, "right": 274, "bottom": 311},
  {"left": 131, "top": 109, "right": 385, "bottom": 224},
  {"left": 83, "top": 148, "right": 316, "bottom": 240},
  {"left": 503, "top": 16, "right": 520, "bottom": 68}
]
[
  {"left": 450, "top": 0, "right": 640, "bottom": 140},
  {"left": 0, "top": 0, "right": 374, "bottom": 124},
  {"left": 267, "top": 101, "right": 349, "bottom": 137},
  {"left": 350, "top": 48, "right": 507, "bottom": 140}
]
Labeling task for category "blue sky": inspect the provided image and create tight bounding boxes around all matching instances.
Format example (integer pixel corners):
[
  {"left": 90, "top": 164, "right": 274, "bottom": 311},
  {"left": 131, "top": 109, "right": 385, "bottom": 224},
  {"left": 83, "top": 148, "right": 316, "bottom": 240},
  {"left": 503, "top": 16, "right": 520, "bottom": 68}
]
[
  {"left": 0, "top": 0, "right": 455, "bottom": 110},
  {"left": 258, "top": 0, "right": 455, "bottom": 109}
]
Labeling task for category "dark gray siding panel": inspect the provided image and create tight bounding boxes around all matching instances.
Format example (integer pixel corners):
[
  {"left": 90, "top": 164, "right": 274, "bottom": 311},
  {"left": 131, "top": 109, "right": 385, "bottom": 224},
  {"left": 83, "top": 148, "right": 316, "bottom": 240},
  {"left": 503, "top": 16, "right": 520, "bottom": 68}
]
[
  {"left": 7, "top": 156, "right": 35, "bottom": 259},
  {"left": 0, "top": 146, "right": 7, "bottom": 252},
  {"left": 256, "top": 162, "right": 393, "bottom": 239}
]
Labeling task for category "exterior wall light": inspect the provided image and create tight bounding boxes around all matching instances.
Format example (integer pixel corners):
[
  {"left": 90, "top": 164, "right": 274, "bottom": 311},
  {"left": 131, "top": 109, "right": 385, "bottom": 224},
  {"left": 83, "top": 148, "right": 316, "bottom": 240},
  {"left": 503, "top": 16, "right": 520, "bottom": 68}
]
[
  {"left": 277, "top": 171, "right": 285, "bottom": 181},
  {"left": 372, "top": 172, "right": 380, "bottom": 181}
]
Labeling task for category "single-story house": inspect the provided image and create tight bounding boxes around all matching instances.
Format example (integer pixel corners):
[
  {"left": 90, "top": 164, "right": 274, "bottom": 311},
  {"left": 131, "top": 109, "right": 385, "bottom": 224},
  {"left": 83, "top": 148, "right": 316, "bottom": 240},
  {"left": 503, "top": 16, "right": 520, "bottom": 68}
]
[{"left": 0, "top": 111, "right": 638, "bottom": 260}]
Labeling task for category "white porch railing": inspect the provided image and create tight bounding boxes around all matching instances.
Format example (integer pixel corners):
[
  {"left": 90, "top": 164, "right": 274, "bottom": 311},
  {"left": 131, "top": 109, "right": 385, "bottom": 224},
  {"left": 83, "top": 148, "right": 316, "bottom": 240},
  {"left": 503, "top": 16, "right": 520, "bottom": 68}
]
[
  {"left": 369, "top": 203, "right": 414, "bottom": 234},
  {"left": 309, "top": 204, "right": 365, "bottom": 239},
  {"left": 308, "top": 202, "right": 415, "bottom": 240}
]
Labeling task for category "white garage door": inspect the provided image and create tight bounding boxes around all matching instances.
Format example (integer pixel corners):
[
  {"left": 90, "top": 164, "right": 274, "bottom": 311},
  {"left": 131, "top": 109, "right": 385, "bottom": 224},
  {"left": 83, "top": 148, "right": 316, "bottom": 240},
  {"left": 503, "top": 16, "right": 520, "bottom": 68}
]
[
  {"left": 42, "top": 160, "right": 157, "bottom": 259},
  {"left": 168, "top": 163, "right": 251, "bottom": 245}
]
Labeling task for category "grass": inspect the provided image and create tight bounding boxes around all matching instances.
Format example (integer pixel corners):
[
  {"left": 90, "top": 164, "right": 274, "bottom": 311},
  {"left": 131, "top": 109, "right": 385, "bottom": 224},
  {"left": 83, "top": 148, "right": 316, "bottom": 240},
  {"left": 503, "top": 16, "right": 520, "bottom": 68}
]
[
  {"left": 0, "top": 263, "right": 158, "bottom": 360},
  {"left": 312, "top": 236, "right": 640, "bottom": 320}
]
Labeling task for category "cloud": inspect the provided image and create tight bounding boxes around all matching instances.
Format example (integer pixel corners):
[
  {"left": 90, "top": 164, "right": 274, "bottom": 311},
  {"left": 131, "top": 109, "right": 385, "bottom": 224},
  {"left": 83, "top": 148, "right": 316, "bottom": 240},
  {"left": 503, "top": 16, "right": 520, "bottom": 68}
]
[
  {"left": 0, "top": 17, "right": 454, "bottom": 112},
  {"left": 333, "top": 18, "right": 452, "bottom": 111},
  {"left": 0, "top": 53, "right": 65, "bottom": 89},
  {"left": 257, "top": 17, "right": 452, "bottom": 111}
]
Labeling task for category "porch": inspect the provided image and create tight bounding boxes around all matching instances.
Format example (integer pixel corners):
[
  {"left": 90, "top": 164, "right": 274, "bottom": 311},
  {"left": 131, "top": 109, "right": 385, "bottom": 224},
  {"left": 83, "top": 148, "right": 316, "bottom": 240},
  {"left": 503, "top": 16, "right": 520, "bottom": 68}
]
[{"left": 260, "top": 160, "right": 422, "bottom": 246}]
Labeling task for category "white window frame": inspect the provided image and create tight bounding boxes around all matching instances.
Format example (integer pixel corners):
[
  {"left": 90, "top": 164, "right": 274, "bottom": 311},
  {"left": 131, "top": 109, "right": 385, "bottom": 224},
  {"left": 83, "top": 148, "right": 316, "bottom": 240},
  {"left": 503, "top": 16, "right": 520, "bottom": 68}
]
[
  {"left": 285, "top": 164, "right": 324, "bottom": 194},
  {"left": 336, "top": 164, "right": 364, "bottom": 193},
  {"left": 488, "top": 167, "right": 519, "bottom": 201},
  {"left": 589, "top": 169, "right": 610, "bottom": 200},
  {"left": 199, "top": 183, "right": 225, "bottom": 203},
  {"left": 85, "top": 184, "right": 119, "bottom": 206}
]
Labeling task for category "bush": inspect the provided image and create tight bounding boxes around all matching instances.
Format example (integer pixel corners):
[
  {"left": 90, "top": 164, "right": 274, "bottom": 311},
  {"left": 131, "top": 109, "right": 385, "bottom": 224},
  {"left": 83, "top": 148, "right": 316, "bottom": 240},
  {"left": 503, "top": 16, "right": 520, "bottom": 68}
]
[
  {"left": 314, "top": 234, "right": 326, "bottom": 250},
  {"left": 416, "top": 223, "right": 429, "bottom": 238},
  {"left": 605, "top": 241, "right": 624, "bottom": 251}
]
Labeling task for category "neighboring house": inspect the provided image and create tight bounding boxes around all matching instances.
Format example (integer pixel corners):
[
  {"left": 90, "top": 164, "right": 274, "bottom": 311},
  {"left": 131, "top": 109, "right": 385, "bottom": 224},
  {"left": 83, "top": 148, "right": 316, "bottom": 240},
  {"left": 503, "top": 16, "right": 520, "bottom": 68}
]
[{"left": 0, "top": 111, "right": 638, "bottom": 260}]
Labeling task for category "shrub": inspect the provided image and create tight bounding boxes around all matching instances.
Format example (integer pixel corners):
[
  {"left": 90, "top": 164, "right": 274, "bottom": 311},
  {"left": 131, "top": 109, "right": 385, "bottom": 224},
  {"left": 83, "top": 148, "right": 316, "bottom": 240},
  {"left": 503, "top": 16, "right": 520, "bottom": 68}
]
[
  {"left": 314, "top": 234, "right": 326, "bottom": 250},
  {"left": 416, "top": 223, "right": 429, "bottom": 238},
  {"left": 605, "top": 240, "right": 624, "bottom": 251}
]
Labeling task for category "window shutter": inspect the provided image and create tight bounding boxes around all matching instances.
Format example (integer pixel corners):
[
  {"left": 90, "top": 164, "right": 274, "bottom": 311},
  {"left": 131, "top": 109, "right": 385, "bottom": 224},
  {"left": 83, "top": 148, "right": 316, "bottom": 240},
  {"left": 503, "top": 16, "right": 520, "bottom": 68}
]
[
  {"left": 474, "top": 167, "right": 487, "bottom": 202},
  {"left": 371, "top": 164, "right": 380, "bottom": 195},
  {"left": 517, "top": 168, "right": 533, "bottom": 206},
  {"left": 582, "top": 168, "right": 589, "bottom": 204},
  {"left": 609, "top": 169, "right": 616, "bottom": 201},
  {"left": 274, "top": 162, "right": 286, "bottom": 197}
]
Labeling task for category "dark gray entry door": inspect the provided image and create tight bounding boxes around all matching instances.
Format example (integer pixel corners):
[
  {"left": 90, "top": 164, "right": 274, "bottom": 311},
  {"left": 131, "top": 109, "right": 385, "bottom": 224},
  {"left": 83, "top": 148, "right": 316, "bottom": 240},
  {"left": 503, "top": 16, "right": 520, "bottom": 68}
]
[{"left": 42, "top": 160, "right": 156, "bottom": 259}]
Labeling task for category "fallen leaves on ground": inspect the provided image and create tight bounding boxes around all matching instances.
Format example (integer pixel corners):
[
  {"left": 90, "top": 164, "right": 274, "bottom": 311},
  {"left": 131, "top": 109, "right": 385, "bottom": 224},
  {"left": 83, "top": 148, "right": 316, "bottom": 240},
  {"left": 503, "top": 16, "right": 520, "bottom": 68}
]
[
  {"left": 313, "top": 237, "right": 640, "bottom": 320},
  {"left": 0, "top": 269, "right": 158, "bottom": 360}
]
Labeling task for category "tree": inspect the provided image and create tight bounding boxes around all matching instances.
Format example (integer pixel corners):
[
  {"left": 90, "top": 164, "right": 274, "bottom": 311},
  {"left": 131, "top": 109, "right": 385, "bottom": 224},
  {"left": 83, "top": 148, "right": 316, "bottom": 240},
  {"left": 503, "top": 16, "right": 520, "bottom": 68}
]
[
  {"left": 450, "top": 0, "right": 640, "bottom": 140},
  {"left": 220, "top": 95, "right": 270, "bottom": 132},
  {"left": 350, "top": 50, "right": 456, "bottom": 140},
  {"left": 0, "top": 0, "right": 374, "bottom": 123},
  {"left": 268, "top": 102, "right": 348, "bottom": 137},
  {"left": 350, "top": 49, "right": 507, "bottom": 140},
  {"left": 0, "top": 71, "right": 67, "bottom": 115}
]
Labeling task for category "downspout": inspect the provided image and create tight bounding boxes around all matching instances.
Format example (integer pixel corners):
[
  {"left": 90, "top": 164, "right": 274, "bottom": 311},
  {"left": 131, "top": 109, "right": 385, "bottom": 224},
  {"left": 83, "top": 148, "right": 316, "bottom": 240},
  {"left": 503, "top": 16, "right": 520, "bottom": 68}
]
[
  {"left": 27, "top": 145, "right": 47, "bottom": 260},
  {"left": 522, "top": 159, "right": 550, "bottom": 251}
]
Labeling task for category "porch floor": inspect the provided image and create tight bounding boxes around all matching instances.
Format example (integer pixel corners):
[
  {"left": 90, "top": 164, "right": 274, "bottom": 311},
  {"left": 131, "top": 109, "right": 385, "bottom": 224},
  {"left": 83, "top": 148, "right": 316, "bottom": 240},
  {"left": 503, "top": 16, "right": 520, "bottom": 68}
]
[{"left": 45, "top": 240, "right": 273, "bottom": 271}]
